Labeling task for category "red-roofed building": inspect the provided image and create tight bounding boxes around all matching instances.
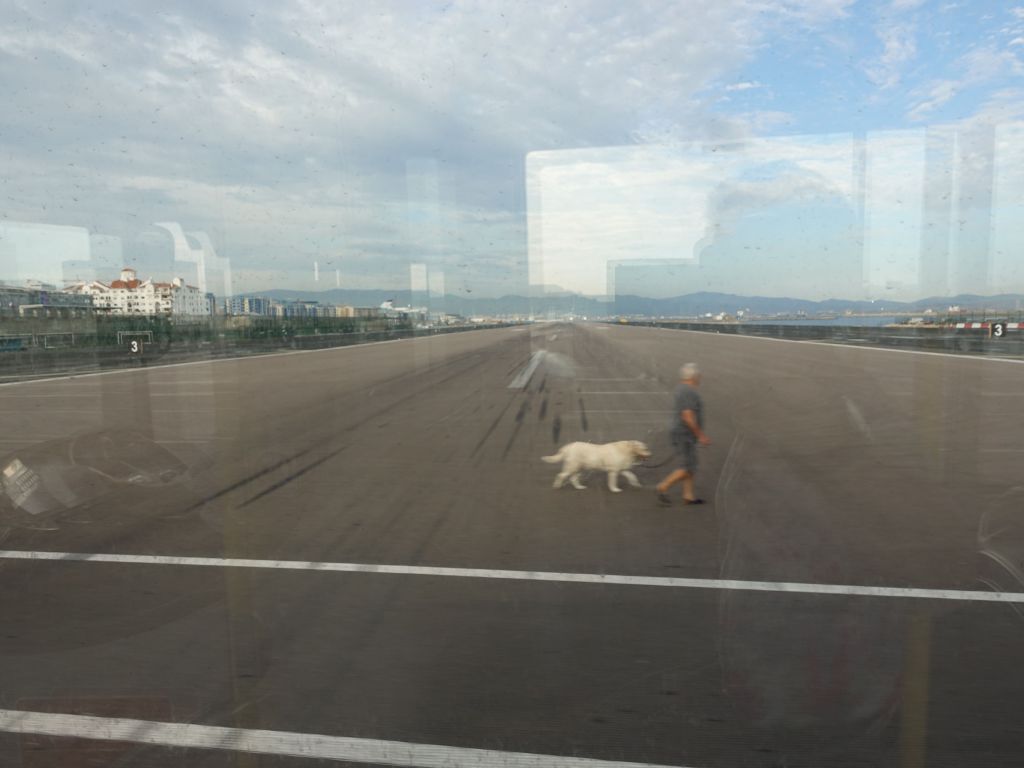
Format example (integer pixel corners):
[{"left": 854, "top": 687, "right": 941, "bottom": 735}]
[{"left": 65, "top": 268, "right": 209, "bottom": 318}]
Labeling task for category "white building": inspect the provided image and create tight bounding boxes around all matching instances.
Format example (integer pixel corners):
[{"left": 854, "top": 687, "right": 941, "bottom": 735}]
[{"left": 66, "top": 267, "right": 209, "bottom": 318}]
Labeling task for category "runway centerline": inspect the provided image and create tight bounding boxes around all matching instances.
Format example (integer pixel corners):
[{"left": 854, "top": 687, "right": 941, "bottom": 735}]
[{"left": 0, "top": 550, "right": 1019, "bottom": 605}]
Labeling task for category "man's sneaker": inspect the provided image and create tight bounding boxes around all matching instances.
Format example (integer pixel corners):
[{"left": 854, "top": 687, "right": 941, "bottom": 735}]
[{"left": 657, "top": 491, "right": 672, "bottom": 506}]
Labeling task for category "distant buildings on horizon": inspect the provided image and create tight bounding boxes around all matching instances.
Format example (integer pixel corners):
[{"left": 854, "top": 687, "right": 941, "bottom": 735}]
[
  {"left": 0, "top": 267, "right": 217, "bottom": 320},
  {"left": 0, "top": 269, "right": 441, "bottom": 323},
  {"left": 224, "top": 295, "right": 384, "bottom": 320},
  {"left": 64, "top": 267, "right": 209, "bottom": 318}
]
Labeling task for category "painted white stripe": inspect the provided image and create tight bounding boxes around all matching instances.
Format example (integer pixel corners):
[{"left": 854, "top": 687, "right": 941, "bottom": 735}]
[
  {"left": 0, "top": 434, "right": 79, "bottom": 440},
  {"left": 0, "top": 391, "right": 226, "bottom": 399},
  {"left": 0, "top": 709, "right": 686, "bottom": 768},
  {"left": 0, "top": 343, "right": 386, "bottom": 388},
  {"left": 0, "top": 327, "right": 511, "bottom": 390},
  {"left": 621, "top": 325, "right": 1024, "bottom": 364},
  {"left": 1, "top": 550, "right": 1021, "bottom": 605},
  {"left": 0, "top": 408, "right": 218, "bottom": 414},
  {"left": 0, "top": 393, "right": 102, "bottom": 398},
  {"left": 508, "top": 350, "right": 546, "bottom": 389}
]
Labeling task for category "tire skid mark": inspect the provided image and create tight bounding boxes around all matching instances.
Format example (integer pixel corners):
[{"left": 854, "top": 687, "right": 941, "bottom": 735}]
[{"left": 192, "top": 344, "right": 492, "bottom": 512}]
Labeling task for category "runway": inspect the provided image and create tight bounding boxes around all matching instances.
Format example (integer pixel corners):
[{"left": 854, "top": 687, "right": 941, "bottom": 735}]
[{"left": 0, "top": 322, "right": 1022, "bottom": 767}]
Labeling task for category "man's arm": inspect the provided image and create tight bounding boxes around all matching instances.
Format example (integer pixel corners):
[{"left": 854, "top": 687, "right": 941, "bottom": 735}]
[{"left": 681, "top": 409, "right": 711, "bottom": 446}]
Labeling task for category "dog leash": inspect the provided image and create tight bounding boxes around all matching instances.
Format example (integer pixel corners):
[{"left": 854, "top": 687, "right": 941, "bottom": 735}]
[
  {"left": 638, "top": 454, "right": 675, "bottom": 470},
  {"left": 636, "top": 428, "right": 676, "bottom": 470}
]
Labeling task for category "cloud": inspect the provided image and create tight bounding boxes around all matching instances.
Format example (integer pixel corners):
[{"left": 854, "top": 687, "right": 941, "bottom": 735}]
[
  {"left": 725, "top": 81, "right": 764, "bottom": 92},
  {"left": 963, "top": 45, "right": 1024, "bottom": 79},
  {"left": 865, "top": 24, "right": 917, "bottom": 89},
  {"left": 0, "top": 1, "right": 855, "bottom": 161},
  {"left": 7, "top": 0, "right": 1019, "bottom": 301},
  {"left": 772, "top": 0, "right": 855, "bottom": 24},
  {"left": 0, "top": 0, "right": 860, "bottom": 294},
  {"left": 952, "top": 87, "right": 1024, "bottom": 126},
  {"left": 908, "top": 45, "right": 1024, "bottom": 120},
  {"left": 739, "top": 110, "right": 795, "bottom": 132},
  {"left": 862, "top": 0, "right": 926, "bottom": 93},
  {"left": 907, "top": 79, "right": 961, "bottom": 121},
  {"left": 526, "top": 134, "right": 865, "bottom": 297}
]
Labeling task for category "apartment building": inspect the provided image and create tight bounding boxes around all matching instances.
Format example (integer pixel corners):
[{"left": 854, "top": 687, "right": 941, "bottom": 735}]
[{"left": 66, "top": 268, "right": 210, "bottom": 318}]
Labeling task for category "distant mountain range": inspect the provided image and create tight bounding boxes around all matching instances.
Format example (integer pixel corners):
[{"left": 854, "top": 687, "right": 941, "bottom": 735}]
[{"left": 246, "top": 288, "right": 1024, "bottom": 317}]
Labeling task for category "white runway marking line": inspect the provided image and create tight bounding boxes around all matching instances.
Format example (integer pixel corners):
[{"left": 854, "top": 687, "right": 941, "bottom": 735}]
[
  {"left": 0, "top": 439, "right": 60, "bottom": 444},
  {"left": 0, "top": 709, "right": 689, "bottom": 768},
  {"left": 1, "top": 550, "right": 1022, "bottom": 605},
  {"left": 508, "top": 350, "right": 546, "bottom": 388},
  {"left": 0, "top": 408, "right": 218, "bottom": 414},
  {"left": 0, "top": 393, "right": 102, "bottom": 398}
]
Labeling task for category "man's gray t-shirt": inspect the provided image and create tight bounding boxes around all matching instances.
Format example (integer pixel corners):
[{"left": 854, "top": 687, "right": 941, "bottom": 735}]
[{"left": 670, "top": 382, "right": 703, "bottom": 444}]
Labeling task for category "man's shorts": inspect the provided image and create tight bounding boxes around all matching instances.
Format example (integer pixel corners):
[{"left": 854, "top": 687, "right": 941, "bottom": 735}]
[{"left": 675, "top": 439, "right": 698, "bottom": 473}]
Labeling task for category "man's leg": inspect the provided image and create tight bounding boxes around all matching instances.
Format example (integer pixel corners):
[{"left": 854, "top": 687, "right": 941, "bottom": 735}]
[
  {"left": 657, "top": 468, "right": 691, "bottom": 505},
  {"left": 657, "top": 469, "right": 687, "bottom": 493},
  {"left": 678, "top": 442, "right": 700, "bottom": 502},
  {"left": 682, "top": 473, "right": 696, "bottom": 502}
]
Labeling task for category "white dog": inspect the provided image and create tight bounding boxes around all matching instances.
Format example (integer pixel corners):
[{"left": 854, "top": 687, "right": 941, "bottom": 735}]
[{"left": 542, "top": 440, "right": 651, "bottom": 492}]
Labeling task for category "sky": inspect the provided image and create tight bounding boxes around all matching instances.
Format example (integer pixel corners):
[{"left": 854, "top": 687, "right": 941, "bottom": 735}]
[{"left": 1, "top": 0, "right": 1022, "bottom": 300}]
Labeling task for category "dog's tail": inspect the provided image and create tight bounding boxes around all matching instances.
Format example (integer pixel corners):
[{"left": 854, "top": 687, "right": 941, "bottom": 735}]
[{"left": 541, "top": 447, "right": 565, "bottom": 463}]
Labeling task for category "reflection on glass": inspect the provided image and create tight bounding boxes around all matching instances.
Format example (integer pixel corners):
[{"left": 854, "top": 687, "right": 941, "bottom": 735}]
[{"left": 528, "top": 122, "right": 1024, "bottom": 309}]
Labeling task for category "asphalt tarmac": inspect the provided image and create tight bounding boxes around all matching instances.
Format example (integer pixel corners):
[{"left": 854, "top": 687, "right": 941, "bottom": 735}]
[{"left": 0, "top": 322, "right": 1022, "bottom": 767}]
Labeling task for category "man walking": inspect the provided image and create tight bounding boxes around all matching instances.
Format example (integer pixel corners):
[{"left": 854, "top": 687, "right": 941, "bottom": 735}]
[{"left": 657, "top": 362, "right": 710, "bottom": 506}]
